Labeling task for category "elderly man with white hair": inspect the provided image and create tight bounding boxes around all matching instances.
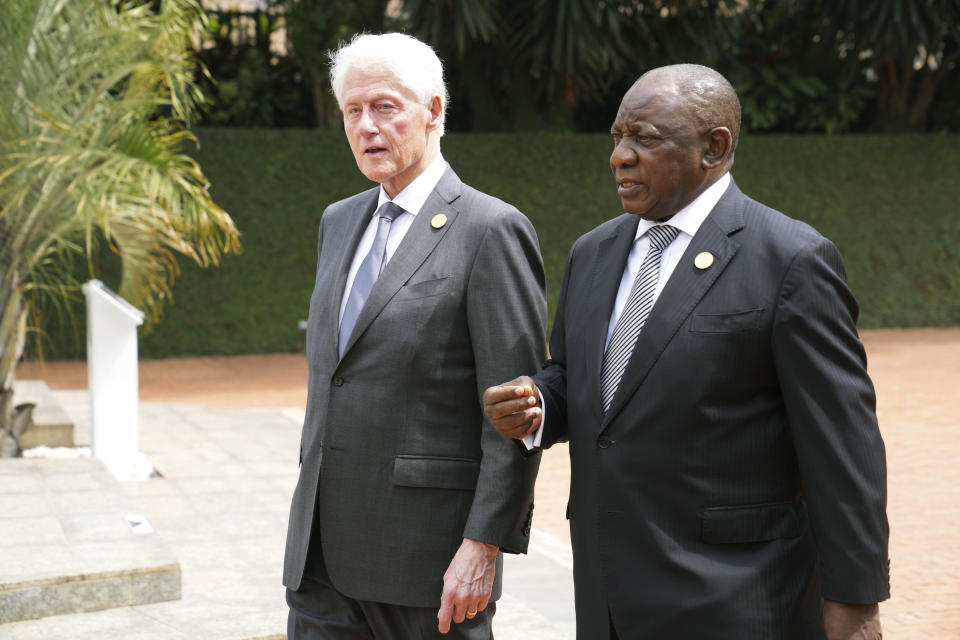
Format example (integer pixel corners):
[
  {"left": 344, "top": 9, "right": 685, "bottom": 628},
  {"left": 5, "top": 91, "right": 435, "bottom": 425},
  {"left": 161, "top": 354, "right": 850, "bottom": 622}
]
[{"left": 282, "top": 32, "right": 546, "bottom": 639}]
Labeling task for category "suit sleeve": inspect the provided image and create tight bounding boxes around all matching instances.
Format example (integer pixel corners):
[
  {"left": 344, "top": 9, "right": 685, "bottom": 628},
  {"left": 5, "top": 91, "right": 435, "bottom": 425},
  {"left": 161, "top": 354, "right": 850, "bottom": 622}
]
[
  {"left": 462, "top": 207, "right": 547, "bottom": 553},
  {"left": 772, "top": 235, "right": 890, "bottom": 604},
  {"left": 533, "top": 244, "right": 576, "bottom": 449}
]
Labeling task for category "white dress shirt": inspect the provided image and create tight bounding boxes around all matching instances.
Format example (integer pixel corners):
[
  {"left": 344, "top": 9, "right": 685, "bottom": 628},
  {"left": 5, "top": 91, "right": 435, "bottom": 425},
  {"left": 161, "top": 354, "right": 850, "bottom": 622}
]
[
  {"left": 523, "top": 172, "right": 732, "bottom": 448},
  {"left": 338, "top": 154, "right": 449, "bottom": 326}
]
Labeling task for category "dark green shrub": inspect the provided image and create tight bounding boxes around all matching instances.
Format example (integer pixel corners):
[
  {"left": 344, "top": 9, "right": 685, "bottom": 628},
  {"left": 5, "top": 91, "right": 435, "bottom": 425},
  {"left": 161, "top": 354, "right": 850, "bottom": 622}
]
[{"left": 33, "top": 130, "right": 960, "bottom": 359}]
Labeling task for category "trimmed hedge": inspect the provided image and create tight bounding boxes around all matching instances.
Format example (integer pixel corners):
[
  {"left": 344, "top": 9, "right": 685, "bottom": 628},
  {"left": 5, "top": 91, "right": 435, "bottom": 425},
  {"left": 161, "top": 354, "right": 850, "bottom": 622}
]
[{"left": 36, "top": 129, "right": 960, "bottom": 358}]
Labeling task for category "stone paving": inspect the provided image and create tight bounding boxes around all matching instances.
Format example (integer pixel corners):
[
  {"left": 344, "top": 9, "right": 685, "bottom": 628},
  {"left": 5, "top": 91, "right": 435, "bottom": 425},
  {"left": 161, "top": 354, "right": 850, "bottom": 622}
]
[
  {"left": 10, "top": 327, "right": 960, "bottom": 638},
  {"left": 0, "top": 397, "right": 299, "bottom": 639},
  {"left": 0, "top": 456, "right": 180, "bottom": 625},
  {"left": 0, "top": 389, "right": 575, "bottom": 639},
  {"left": 859, "top": 330, "right": 960, "bottom": 637}
]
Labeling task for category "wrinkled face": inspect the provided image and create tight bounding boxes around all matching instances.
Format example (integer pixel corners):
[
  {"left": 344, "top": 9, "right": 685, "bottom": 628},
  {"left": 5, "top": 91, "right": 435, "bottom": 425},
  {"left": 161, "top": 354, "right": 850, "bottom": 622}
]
[
  {"left": 341, "top": 69, "right": 440, "bottom": 198},
  {"left": 609, "top": 78, "right": 709, "bottom": 220}
]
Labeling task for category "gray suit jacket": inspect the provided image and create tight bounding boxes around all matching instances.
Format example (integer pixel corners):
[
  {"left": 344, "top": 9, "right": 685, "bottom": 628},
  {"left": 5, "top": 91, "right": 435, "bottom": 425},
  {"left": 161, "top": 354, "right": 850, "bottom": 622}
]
[
  {"left": 535, "top": 179, "right": 889, "bottom": 638},
  {"left": 283, "top": 167, "right": 546, "bottom": 608}
]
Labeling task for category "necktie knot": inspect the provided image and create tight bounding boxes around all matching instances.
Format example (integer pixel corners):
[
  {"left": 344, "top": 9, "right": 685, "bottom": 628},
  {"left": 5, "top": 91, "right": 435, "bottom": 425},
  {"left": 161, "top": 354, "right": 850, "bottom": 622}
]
[
  {"left": 646, "top": 224, "right": 680, "bottom": 251},
  {"left": 378, "top": 201, "right": 405, "bottom": 222}
]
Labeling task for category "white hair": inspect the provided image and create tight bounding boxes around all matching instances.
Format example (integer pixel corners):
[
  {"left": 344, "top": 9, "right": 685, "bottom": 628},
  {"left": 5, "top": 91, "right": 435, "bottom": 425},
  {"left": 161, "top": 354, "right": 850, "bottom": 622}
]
[{"left": 329, "top": 33, "right": 448, "bottom": 136}]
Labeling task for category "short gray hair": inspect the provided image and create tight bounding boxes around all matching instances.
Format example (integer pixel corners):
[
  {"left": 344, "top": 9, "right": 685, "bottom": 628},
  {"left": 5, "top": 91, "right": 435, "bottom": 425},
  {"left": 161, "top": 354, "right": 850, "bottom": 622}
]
[
  {"left": 641, "top": 64, "right": 741, "bottom": 151},
  {"left": 329, "top": 33, "right": 449, "bottom": 136}
]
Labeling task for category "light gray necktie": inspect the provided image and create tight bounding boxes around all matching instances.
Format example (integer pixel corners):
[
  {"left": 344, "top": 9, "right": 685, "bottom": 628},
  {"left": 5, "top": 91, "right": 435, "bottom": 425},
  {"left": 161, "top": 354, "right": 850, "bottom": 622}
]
[
  {"left": 338, "top": 201, "right": 404, "bottom": 357},
  {"left": 599, "top": 224, "right": 680, "bottom": 412}
]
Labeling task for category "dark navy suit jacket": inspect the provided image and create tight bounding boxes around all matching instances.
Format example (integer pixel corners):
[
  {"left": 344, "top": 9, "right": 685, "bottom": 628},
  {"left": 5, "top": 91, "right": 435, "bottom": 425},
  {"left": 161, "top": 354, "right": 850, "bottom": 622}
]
[{"left": 535, "top": 179, "right": 890, "bottom": 639}]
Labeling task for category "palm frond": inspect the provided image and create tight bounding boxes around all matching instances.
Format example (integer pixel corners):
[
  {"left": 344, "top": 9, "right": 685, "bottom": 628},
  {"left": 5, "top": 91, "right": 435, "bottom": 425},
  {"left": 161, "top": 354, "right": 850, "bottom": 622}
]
[{"left": 0, "top": 0, "right": 240, "bottom": 403}]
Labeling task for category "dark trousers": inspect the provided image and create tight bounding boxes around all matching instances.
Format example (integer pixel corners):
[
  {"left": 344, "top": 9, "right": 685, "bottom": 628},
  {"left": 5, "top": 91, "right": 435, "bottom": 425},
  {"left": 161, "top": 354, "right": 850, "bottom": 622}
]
[{"left": 287, "top": 543, "right": 495, "bottom": 640}]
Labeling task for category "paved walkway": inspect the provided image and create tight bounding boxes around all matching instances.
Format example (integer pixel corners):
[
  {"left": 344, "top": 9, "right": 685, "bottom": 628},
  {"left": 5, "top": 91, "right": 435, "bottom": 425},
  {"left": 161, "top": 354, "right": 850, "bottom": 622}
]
[{"left": 11, "top": 327, "right": 960, "bottom": 637}]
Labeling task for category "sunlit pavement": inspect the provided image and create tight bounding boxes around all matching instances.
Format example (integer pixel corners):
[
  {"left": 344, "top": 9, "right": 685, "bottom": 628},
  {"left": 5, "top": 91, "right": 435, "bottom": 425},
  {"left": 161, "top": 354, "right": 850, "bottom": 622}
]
[{"left": 9, "top": 327, "right": 960, "bottom": 637}]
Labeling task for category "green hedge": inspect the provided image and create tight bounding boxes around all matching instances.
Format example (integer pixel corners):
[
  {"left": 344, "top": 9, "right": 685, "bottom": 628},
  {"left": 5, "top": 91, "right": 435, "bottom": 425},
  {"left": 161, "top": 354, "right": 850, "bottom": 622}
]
[{"left": 36, "top": 129, "right": 960, "bottom": 359}]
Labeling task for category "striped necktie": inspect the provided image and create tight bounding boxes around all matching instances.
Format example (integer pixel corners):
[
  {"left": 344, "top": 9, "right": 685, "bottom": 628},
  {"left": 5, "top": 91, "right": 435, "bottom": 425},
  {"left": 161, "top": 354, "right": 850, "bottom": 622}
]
[
  {"left": 338, "top": 202, "right": 405, "bottom": 357},
  {"left": 599, "top": 224, "right": 680, "bottom": 412}
]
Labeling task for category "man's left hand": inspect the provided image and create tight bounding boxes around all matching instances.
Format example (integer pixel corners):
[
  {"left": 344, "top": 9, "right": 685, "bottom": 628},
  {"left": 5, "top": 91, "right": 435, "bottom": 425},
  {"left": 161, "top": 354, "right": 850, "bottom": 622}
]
[
  {"left": 822, "top": 600, "right": 882, "bottom": 640},
  {"left": 482, "top": 376, "right": 542, "bottom": 439},
  {"left": 437, "top": 538, "right": 498, "bottom": 634}
]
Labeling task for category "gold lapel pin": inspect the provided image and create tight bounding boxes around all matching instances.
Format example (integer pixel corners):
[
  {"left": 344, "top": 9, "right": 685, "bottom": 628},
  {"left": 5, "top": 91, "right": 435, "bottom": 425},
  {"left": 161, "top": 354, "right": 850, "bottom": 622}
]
[
  {"left": 431, "top": 213, "right": 448, "bottom": 229},
  {"left": 694, "top": 252, "right": 715, "bottom": 270}
]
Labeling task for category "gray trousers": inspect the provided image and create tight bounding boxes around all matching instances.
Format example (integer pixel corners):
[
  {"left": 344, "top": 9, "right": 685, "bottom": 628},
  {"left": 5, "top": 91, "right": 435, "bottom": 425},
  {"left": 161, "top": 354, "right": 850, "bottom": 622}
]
[{"left": 287, "top": 544, "right": 494, "bottom": 640}]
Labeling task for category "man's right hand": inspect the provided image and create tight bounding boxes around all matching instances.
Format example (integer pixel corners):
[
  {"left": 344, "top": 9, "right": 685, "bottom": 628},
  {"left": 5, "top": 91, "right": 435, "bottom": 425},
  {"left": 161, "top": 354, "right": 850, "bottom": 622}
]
[{"left": 482, "top": 376, "right": 541, "bottom": 439}]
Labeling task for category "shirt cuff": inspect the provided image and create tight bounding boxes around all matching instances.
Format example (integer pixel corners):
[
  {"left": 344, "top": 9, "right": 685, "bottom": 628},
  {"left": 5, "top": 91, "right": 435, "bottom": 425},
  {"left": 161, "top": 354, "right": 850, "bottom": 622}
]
[{"left": 521, "top": 387, "right": 546, "bottom": 450}]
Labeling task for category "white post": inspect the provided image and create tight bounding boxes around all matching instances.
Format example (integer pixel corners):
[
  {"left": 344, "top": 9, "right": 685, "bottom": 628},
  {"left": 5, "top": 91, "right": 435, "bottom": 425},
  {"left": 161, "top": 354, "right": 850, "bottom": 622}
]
[{"left": 83, "top": 280, "right": 147, "bottom": 479}]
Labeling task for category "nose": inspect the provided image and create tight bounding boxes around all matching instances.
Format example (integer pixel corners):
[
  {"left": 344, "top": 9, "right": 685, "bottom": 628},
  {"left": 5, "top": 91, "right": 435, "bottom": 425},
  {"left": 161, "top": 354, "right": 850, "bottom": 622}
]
[
  {"left": 610, "top": 139, "right": 637, "bottom": 169},
  {"left": 357, "top": 107, "right": 378, "bottom": 135}
]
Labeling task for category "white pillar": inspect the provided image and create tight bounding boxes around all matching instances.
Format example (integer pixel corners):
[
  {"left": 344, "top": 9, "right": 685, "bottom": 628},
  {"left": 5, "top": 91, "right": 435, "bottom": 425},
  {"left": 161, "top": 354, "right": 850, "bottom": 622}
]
[{"left": 83, "top": 279, "right": 147, "bottom": 479}]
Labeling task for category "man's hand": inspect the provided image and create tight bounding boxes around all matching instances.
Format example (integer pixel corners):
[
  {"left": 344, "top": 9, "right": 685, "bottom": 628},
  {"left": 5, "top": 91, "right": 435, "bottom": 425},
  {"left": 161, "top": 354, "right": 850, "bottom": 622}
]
[
  {"left": 437, "top": 538, "right": 498, "bottom": 633},
  {"left": 822, "top": 600, "right": 882, "bottom": 640},
  {"left": 482, "top": 376, "right": 541, "bottom": 439}
]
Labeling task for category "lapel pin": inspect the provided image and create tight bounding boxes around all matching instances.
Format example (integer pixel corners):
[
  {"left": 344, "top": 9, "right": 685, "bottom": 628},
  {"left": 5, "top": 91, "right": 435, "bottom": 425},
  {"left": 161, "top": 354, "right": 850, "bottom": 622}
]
[
  {"left": 431, "top": 213, "right": 448, "bottom": 229},
  {"left": 694, "top": 252, "right": 715, "bottom": 270}
]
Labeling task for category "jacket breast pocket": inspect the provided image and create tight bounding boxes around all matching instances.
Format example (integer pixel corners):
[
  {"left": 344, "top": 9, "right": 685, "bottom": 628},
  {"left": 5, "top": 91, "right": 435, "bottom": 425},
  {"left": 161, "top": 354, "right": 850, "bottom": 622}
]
[
  {"left": 393, "top": 275, "right": 451, "bottom": 301},
  {"left": 392, "top": 455, "right": 480, "bottom": 491},
  {"left": 689, "top": 308, "right": 764, "bottom": 334},
  {"left": 700, "top": 501, "right": 804, "bottom": 544}
]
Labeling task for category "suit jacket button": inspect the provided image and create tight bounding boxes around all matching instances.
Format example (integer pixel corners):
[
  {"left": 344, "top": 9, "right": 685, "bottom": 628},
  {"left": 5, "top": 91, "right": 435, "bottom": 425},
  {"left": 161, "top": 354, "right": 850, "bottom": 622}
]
[
  {"left": 597, "top": 435, "right": 613, "bottom": 449},
  {"left": 333, "top": 376, "right": 344, "bottom": 387}
]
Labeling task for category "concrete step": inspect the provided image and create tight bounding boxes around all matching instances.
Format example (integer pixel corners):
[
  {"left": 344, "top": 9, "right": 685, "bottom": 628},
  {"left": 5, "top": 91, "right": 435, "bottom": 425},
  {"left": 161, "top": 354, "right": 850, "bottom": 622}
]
[
  {"left": 12, "top": 380, "right": 75, "bottom": 449},
  {"left": 0, "top": 457, "right": 180, "bottom": 624}
]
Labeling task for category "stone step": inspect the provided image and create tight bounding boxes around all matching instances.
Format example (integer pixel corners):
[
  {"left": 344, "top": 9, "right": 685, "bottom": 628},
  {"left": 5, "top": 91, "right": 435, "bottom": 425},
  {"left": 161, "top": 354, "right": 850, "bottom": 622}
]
[
  {"left": 12, "top": 380, "right": 75, "bottom": 449},
  {"left": 0, "top": 457, "right": 180, "bottom": 624}
]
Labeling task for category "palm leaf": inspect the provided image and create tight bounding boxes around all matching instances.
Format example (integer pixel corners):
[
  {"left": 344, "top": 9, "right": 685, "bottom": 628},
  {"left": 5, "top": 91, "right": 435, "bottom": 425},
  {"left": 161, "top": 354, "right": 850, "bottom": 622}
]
[{"left": 0, "top": 0, "right": 240, "bottom": 432}]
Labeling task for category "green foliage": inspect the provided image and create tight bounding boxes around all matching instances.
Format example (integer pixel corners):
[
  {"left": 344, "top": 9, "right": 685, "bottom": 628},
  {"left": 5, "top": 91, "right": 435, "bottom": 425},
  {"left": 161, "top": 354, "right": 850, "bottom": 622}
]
[
  {"left": 193, "top": 0, "right": 960, "bottom": 133},
  {"left": 268, "top": 0, "right": 394, "bottom": 128},
  {"left": 827, "top": 0, "right": 960, "bottom": 61},
  {"left": 734, "top": 133, "right": 960, "bottom": 326},
  {"left": 195, "top": 8, "right": 313, "bottom": 127},
  {"left": 405, "top": 0, "right": 684, "bottom": 129},
  {"left": 33, "top": 129, "right": 960, "bottom": 359},
  {"left": 0, "top": 0, "right": 239, "bottom": 380},
  {"left": 403, "top": 0, "right": 499, "bottom": 55},
  {"left": 824, "top": 0, "right": 960, "bottom": 130},
  {"left": 716, "top": 1, "right": 873, "bottom": 133}
]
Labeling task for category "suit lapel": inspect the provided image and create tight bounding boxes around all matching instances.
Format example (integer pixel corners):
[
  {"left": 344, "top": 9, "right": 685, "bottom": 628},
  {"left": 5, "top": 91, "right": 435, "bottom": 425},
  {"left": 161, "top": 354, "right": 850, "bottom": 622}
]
[
  {"left": 330, "top": 190, "right": 379, "bottom": 356},
  {"left": 585, "top": 215, "right": 641, "bottom": 410},
  {"left": 338, "top": 168, "right": 462, "bottom": 358},
  {"left": 601, "top": 181, "right": 746, "bottom": 428}
]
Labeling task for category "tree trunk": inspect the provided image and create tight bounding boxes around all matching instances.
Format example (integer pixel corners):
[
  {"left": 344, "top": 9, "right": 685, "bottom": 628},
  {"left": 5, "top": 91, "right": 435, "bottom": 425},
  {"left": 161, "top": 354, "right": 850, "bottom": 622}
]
[
  {"left": 874, "top": 47, "right": 960, "bottom": 132},
  {"left": 306, "top": 61, "right": 339, "bottom": 130},
  {"left": 0, "top": 389, "right": 34, "bottom": 458},
  {"left": 873, "top": 57, "right": 913, "bottom": 131},
  {"left": 907, "top": 71, "right": 938, "bottom": 130},
  {"left": 0, "top": 387, "right": 14, "bottom": 456},
  {"left": 908, "top": 49, "right": 960, "bottom": 130},
  {"left": 1, "top": 266, "right": 30, "bottom": 456}
]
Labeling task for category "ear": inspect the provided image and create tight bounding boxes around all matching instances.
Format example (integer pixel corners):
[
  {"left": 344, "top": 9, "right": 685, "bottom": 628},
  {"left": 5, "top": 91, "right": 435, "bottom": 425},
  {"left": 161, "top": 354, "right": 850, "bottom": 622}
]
[
  {"left": 701, "top": 127, "right": 733, "bottom": 170},
  {"left": 426, "top": 96, "right": 443, "bottom": 130}
]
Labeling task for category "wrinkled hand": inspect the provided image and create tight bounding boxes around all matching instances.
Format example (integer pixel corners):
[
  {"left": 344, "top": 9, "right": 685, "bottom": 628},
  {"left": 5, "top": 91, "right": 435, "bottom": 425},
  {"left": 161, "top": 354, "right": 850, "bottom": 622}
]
[
  {"left": 822, "top": 600, "right": 882, "bottom": 640},
  {"left": 437, "top": 538, "right": 498, "bottom": 634},
  {"left": 482, "top": 376, "right": 541, "bottom": 440}
]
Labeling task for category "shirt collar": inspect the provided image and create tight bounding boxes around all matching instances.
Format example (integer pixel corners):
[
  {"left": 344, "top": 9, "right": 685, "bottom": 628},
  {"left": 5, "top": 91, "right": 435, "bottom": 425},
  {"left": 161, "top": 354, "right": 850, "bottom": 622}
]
[
  {"left": 376, "top": 153, "right": 448, "bottom": 217},
  {"left": 634, "top": 172, "right": 731, "bottom": 241}
]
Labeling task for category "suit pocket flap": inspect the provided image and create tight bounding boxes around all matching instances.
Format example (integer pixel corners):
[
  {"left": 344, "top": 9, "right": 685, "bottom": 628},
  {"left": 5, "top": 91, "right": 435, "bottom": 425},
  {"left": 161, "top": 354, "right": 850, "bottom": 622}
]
[
  {"left": 395, "top": 275, "right": 451, "bottom": 300},
  {"left": 690, "top": 308, "right": 764, "bottom": 333},
  {"left": 393, "top": 455, "right": 480, "bottom": 490},
  {"left": 700, "top": 501, "right": 803, "bottom": 544}
]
